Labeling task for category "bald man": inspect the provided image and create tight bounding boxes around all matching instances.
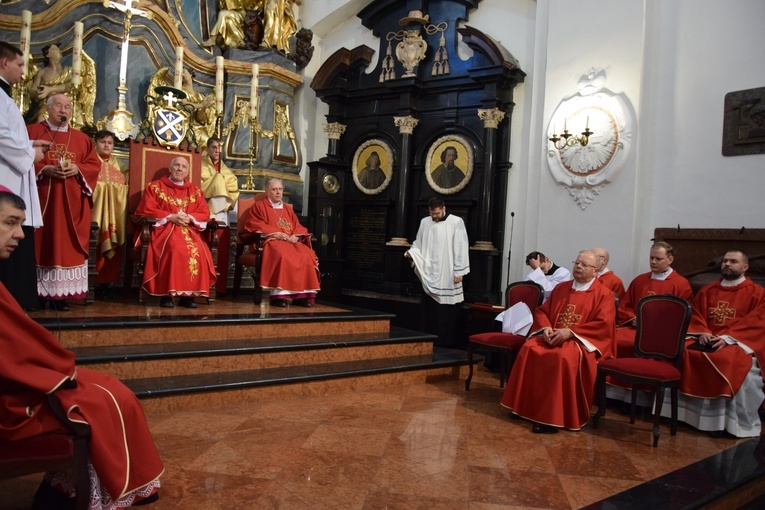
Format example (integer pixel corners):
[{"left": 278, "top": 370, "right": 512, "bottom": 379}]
[{"left": 592, "top": 247, "right": 625, "bottom": 299}]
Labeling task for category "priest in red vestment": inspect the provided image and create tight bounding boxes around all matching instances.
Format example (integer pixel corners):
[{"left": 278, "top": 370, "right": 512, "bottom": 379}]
[
  {"left": 0, "top": 190, "right": 163, "bottom": 507},
  {"left": 674, "top": 250, "right": 765, "bottom": 437},
  {"left": 592, "top": 247, "right": 626, "bottom": 299},
  {"left": 501, "top": 250, "right": 616, "bottom": 433},
  {"left": 135, "top": 157, "right": 216, "bottom": 308},
  {"left": 27, "top": 93, "right": 100, "bottom": 310},
  {"left": 241, "top": 177, "right": 320, "bottom": 307},
  {"left": 92, "top": 130, "right": 128, "bottom": 292},
  {"left": 615, "top": 242, "right": 693, "bottom": 358}
]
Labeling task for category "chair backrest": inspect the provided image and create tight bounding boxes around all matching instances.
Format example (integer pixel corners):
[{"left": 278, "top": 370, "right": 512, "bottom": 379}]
[
  {"left": 236, "top": 193, "right": 267, "bottom": 236},
  {"left": 505, "top": 281, "right": 545, "bottom": 313},
  {"left": 634, "top": 295, "right": 692, "bottom": 367},
  {"left": 127, "top": 137, "right": 204, "bottom": 215}
]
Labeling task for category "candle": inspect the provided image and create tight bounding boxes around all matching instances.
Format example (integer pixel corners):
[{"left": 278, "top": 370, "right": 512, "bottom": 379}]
[
  {"left": 586, "top": 115, "right": 590, "bottom": 130},
  {"left": 563, "top": 118, "right": 567, "bottom": 132},
  {"left": 71, "top": 22, "right": 84, "bottom": 86},
  {"left": 215, "top": 56, "right": 224, "bottom": 115},
  {"left": 20, "top": 11, "right": 32, "bottom": 76},
  {"left": 250, "top": 63, "right": 259, "bottom": 119},
  {"left": 173, "top": 46, "right": 184, "bottom": 89}
]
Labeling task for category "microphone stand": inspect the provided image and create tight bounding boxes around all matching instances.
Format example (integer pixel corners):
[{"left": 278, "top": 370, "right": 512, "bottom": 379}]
[{"left": 506, "top": 211, "right": 515, "bottom": 292}]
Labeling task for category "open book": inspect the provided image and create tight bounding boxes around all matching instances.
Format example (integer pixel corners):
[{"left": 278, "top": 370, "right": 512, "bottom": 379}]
[{"left": 494, "top": 301, "right": 533, "bottom": 336}]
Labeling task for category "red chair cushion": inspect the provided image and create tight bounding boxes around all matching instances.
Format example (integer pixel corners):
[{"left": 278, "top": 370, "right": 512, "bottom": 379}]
[
  {"left": 469, "top": 332, "right": 526, "bottom": 349},
  {"left": 599, "top": 358, "right": 681, "bottom": 381},
  {"left": 0, "top": 434, "right": 75, "bottom": 478}
]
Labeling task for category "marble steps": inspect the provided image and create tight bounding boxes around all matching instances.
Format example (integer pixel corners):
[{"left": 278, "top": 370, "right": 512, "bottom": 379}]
[
  {"left": 124, "top": 348, "right": 472, "bottom": 414},
  {"left": 72, "top": 327, "right": 437, "bottom": 380}
]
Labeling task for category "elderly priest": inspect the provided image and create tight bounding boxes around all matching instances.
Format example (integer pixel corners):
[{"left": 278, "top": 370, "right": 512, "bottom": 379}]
[
  {"left": 135, "top": 156, "right": 216, "bottom": 308},
  {"left": 501, "top": 250, "right": 616, "bottom": 434}
]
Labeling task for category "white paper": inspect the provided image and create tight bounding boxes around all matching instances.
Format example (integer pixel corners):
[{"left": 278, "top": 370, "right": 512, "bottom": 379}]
[{"left": 494, "top": 301, "right": 533, "bottom": 336}]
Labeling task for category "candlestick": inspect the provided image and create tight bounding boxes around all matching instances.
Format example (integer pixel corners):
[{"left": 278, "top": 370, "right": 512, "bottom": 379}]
[
  {"left": 173, "top": 46, "right": 184, "bottom": 89},
  {"left": 250, "top": 63, "right": 259, "bottom": 119},
  {"left": 215, "top": 56, "right": 224, "bottom": 115},
  {"left": 20, "top": 11, "right": 31, "bottom": 76},
  {"left": 71, "top": 22, "right": 84, "bottom": 86}
]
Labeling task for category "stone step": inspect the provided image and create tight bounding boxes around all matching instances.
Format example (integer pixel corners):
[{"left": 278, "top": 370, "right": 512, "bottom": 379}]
[
  {"left": 126, "top": 349, "right": 474, "bottom": 414},
  {"left": 73, "top": 327, "right": 437, "bottom": 379}
]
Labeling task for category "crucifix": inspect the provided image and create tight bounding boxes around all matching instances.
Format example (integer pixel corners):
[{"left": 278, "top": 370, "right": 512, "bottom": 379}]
[{"left": 102, "top": 0, "right": 153, "bottom": 140}]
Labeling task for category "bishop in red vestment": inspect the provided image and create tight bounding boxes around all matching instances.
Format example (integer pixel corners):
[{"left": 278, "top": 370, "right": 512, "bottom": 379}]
[
  {"left": 0, "top": 190, "right": 162, "bottom": 506},
  {"left": 241, "top": 178, "right": 320, "bottom": 307},
  {"left": 135, "top": 157, "right": 216, "bottom": 308},
  {"left": 615, "top": 242, "right": 693, "bottom": 358},
  {"left": 27, "top": 94, "right": 100, "bottom": 308},
  {"left": 501, "top": 251, "right": 616, "bottom": 433}
]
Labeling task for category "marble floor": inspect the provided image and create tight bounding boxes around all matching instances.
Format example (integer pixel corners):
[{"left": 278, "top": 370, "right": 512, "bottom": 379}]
[{"left": 0, "top": 366, "right": 752, "bottom": 509}]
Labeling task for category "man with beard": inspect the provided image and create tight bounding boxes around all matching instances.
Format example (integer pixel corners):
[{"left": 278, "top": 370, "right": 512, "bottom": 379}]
[
  {"left": 674, "top": 250, "right": 765, "bottom": 437},
  {"left": 431, "top": 146, "right": 466, "bottom": 189}
]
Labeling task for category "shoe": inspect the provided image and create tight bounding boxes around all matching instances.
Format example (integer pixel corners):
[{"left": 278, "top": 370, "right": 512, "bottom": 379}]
[
  {"left": 178, "top": 297, "right": 198, "bottom": 309},
  {"left": 50, "top": 299, "right": 69, "bottom": 311},
  {"left": 531, "top": 423, "right": 559, "bottom": 434},
  {"left": 292, "top": 298, "right": 312, "bottom": 307},
  {"left": 271, "top": 299, "right": 288, "bottom": 307},
  {"left": 709, "top": 430, "right": 737, "bottom": 439},
  {"left": 133, "top": 492, "right": 160, "bottom": 506},
  {"left": 160, "top": 297, "right": 174, "bottom": 308}
]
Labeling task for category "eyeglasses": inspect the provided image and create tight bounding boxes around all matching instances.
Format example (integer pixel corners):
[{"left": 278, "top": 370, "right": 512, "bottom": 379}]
[{"left": 572, "top": 260, "right": 597, "bottom": 269}]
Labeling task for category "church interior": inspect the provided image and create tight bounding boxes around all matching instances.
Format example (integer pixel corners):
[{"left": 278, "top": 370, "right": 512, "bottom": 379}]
[{"left": 2, "top": 0, "right": 765, "bottom": 508}]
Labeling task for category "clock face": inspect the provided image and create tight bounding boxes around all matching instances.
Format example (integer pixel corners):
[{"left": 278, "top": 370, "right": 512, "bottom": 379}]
[{"left": 322, "top": 173, "right": 340, "bottom": 194}]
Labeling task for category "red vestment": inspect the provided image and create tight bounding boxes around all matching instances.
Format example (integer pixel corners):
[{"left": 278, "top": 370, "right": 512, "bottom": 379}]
[
  {"left": 135, "top": 176, "right": 216, "bottom": 297},
  {"left": 679, "top": 278, "right": 765, "bottom": 398},
  {"left": 500, "top": 279, "right": 616, "bottom": 429},
  {"left": 242, "top": 198, "right": 320, "bottom": 295},
  {"left": 27, "top": 121, "right": 100, "bottom": 298},
  {"left": 0, "top": 282, "right": 163, "bottom": 501},
  {"left": 598, "top": 271, "right": 625, "bottom": 299},
  {"left": 615, "top": 271, "right": 693, "bottom": 358}
]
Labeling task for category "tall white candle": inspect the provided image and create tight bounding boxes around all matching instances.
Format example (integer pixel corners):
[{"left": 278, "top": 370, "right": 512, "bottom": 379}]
[
  {"left": 20, "top": 11, "right": 32, "bottom": 77},
  {"left": 173, "top": 46, "right": 184, "bottom": 89},
  {"left": 215, "top": 56, "right": 224, "bottom": 115},
  {"left": 71, "top": 22, "right": 84, "bottom": 86},
  {"left": 250, "top": 63, "right": 259, "bottom": 119}
]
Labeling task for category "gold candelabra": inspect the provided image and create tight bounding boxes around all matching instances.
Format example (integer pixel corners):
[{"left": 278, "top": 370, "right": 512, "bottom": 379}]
[{"left": 549, "top": 118, "right": 594, "bottom": 150}]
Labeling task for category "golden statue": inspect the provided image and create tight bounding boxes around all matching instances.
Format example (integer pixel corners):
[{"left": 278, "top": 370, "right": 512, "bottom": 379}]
[
  {"left": 203, "top": 0, "right": 263, "bottom": 50},
  {"left": 146, "top": 67, "right": 217, "bottom": 147},
  {"left": 25, "top": 43, "right": 96, "bottom": 129},
  {"left": 262, "top": 0, "right": 301, "bottom": 53}
]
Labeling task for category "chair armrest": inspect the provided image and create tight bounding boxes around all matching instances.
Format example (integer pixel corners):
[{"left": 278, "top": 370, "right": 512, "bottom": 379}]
[{"left": 238, "top": 231, "right": 268, "bottom": 246}]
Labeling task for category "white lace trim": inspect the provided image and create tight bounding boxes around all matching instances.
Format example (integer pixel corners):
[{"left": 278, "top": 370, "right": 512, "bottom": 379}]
[{"left": 37, "top": 263, "right": 89, "bottom": 298}]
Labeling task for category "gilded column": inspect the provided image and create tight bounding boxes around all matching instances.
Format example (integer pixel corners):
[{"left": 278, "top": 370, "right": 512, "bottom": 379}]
[
  {"left": 388, "top": 115, "right": 419, "bottom": 246},
  {"left": 473, "top": 108, "right": 506, "bottom": 250}
]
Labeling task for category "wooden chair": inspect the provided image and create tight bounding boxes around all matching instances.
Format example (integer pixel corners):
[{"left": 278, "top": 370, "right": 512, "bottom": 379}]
[
  {"left": 232, "top": 193, "right": 267, "bottom": 303},
  {"left": 0, "top": 387, "right": 91, "bottom": 510},
  {"left": 593, "top": 295, "right": 692, "bottom": 447},
  {"left": 465, "top": 281, "right": 544, "bottom": 390},
  {"left": 126, "top": 137, "right": 218, "bottom": 305}
]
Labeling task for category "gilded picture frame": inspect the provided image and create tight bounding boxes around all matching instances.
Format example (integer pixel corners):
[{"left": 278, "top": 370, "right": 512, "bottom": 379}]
[
  {"left": 425, "top": 134, "right": 474, "bottom": 194},
  {"left": 352, "top": 139, "right": 394, "bottom": 195}
]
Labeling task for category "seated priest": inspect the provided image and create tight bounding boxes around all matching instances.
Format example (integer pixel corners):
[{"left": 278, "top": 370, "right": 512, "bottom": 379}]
[
  {"left": 613, "top": 241, "right": 693, "bottom": 358},
  {"left": 135, "top": 156, "right": 216, "bottom": 308},
  {"left": 675, "top": 250, "right": 765, "bottom": 438},
  {"left": 501, "top": 250, "right": 616, "bottom": 434},
  {"left": 241, "top": 177, "right": 320, "bottom": 307},
  {"left": 0, "top": 188, "right": 163, "bottom": 507},
  {"left": 592, "top": 247, "right": 626, "bottom": 299}
]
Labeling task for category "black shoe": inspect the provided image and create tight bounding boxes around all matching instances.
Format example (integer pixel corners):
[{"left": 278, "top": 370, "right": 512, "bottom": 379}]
[
  {"left": 50, "top": 299, "right": 69, "bottom": 311},
  {"left": 178, "top": 297, "right": 198, "bottom": 308},
  {"left": 32, "top": 479, "right": 76, "bottom": 510},
  {"left": 271, "top": 299, "right": 288, "bottom": 307},
  {"left": 160, "top": 297, "right": 175, "bottom": 308},
  {"left": 709, "top": 430, "right": 737, "bottom": 439},
  {"left": 531, "top": 423, "right": 559, "bottom": 434},
  {"left": 292, "top": 298, "right": 312, "bottom": 307},
  {"left": 132, "top": 492, "right": 160, "bottom": 506}
]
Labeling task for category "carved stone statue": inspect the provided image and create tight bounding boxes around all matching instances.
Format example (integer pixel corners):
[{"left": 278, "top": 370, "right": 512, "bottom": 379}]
[
  {"left": 261, "top": 0, "right": 301, "bottom": 53},
  {"left": 203, "top": 0, "right": 263, "bottom": 50},
  {"left": 25, "top": 43, "right": 96, "bottom": 129}
]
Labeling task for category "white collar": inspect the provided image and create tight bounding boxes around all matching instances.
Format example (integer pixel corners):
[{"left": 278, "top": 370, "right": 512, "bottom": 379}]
[
  {"left": 650, "top": 267, "right": 673, "bottom": 280},
  {"left": 721, "top": 275, "right": 746, "bottom": 287},
  {"left": 572, "top": 278, "right": 595, "bottom": 291},
  {"left": 169, "top": 177, "right": 185, "bottom": 185},
  {"left": 269, "top": 199, "right": 284, "bottom": 209}
]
